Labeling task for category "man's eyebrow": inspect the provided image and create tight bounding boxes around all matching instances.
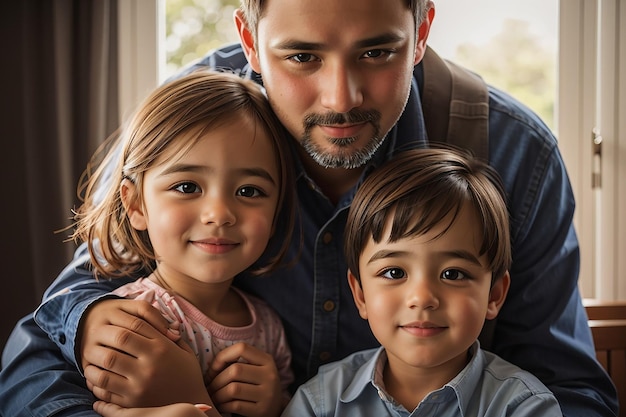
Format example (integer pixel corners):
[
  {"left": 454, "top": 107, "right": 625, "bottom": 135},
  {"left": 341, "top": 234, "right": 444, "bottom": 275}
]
[{"left": 274, "top": 33, "right": 405, "bottom": 51}]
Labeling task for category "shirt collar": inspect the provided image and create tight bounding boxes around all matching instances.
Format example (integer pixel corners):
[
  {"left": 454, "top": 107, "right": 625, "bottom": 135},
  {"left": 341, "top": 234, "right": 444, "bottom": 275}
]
[{"left": 339, "top": 342, "right": 485, "bottom": 415}]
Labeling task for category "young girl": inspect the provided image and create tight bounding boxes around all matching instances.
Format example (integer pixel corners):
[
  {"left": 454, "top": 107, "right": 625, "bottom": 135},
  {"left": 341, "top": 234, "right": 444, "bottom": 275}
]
[{"left": 70, "top": 70, "right": 296, "bottom": 417}]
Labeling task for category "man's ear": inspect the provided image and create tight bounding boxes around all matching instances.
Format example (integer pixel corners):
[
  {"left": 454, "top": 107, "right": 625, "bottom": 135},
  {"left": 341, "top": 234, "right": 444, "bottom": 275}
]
[
  {"left": 414, "top": 1, "right": 435, "bottom": 65},
  {"left": 486, "top": 271, "right": 510, "bottom": 320},
  {"left": 120, "top": 178, "right": 148, "bottom": 231},
  {"left": 347, "top": 270, "right": 368, "bottom": 320},
  {"left": 234, "top": 9, "right": 261, "bottom": 73}
]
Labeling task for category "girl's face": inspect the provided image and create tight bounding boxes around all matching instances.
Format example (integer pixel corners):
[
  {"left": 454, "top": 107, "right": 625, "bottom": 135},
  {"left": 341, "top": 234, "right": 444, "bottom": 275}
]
[
  {"left": 123, "top": 115, "right": 280, "bottom": 299},
  {"left": 348, "top": 203, "right": 508, "bottom": 386}
]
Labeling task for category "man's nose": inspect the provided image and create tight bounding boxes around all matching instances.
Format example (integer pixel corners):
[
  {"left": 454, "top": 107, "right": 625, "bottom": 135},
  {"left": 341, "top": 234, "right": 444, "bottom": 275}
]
[{"left": 319, "top": 62, "right": 364, "bottom": 114}]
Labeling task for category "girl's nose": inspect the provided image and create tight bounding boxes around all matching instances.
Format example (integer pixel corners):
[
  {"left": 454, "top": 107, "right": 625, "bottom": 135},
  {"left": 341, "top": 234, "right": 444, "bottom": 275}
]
[{"left": 200, "top": 195, "right": 236, "bottom": 226}]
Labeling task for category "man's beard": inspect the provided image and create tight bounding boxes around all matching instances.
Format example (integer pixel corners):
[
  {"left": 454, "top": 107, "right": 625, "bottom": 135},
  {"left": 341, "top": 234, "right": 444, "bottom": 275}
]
[{"left": 301, "top": 109, "right": 383, "bottom": 169}]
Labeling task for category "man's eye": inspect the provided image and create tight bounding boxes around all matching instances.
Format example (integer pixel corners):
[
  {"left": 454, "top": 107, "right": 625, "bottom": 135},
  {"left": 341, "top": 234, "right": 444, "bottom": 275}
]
[
  {"left": 290, "top": 53, "right": 315, "bottom": 63},
  {"left": 381, "top": 268, "right": 406, "bottom": 280},
  {"left": 442, "top": 269, "right": 467, "bottom": 281},
  {"left": 173, "top": 182, "right": 200, "bottom": 194},
  {"left": 237, "top": 186, "right": 263, "bottom": 198},
  {"left": 362, "top": 49, "right": 393, "bottom": 59}
]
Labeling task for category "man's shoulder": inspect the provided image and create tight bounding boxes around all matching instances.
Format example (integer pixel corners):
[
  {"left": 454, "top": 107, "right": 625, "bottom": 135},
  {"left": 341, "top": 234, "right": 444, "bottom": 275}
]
[{"left": 181, "top": 43, "right": 260, "bottom": 82}]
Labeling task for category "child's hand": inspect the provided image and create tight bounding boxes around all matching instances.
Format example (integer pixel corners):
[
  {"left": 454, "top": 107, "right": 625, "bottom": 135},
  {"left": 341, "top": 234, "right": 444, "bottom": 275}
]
[
  {"left": 207, "top": 342, "right": 284, "bottom": 417},
  {"left": 93, "top": 401, "right": 217, "bottom": 417}
]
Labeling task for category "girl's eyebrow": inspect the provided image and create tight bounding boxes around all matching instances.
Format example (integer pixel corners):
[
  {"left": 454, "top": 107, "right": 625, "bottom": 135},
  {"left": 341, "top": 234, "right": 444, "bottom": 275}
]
[{"left": 158, "top": 163, "right": 276, "bottom": 184}]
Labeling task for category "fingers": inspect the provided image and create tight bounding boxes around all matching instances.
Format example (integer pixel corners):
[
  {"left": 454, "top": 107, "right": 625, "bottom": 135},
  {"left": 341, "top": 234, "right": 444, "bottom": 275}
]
[
  {"left": 93, "top": 401, "right": 214, "bottom": 417},
  {"left": 79, "top": 299, "right": 209, "bottom": 407},
  {"left": 93, "top": 401, "right": 124, "bottom": 417},
  {"left": 208, "top": 342, "right": 269, "bottom": 376},
  {"left": 80, "top": 299, "right": 179, "bottom": 370},
  {"left": 208, "top": 343, "right": 283, "bottom": 417}
]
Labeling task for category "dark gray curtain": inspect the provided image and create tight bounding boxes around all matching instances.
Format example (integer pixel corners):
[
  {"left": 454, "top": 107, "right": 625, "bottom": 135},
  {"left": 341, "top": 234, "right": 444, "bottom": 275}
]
[{"left": 0, "top": 0, "right": 119, "bottom": 348}]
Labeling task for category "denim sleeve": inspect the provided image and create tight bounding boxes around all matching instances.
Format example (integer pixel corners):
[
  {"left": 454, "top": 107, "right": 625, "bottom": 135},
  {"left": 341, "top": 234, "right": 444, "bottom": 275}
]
[
  {"left": 488, "top": 95, "right": 618, "bottom": 416},
  {"left": 32, "top": 243, "right": 131, "bottom": 370},
  {"left": 0, "top": 315, "right": 99, "bottom": 417},
  {"left": 0, "top": 244, "right": 133, "bottom": 416}
]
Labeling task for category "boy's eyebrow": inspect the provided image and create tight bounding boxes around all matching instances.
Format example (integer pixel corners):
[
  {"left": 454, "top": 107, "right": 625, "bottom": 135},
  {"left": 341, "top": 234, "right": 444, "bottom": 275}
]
[
  {"left": 443, "top": 250, "right": 483, "bottom": 267},
  {"left": 366, "top": 249, "right": 484, "bottom": 267},
  {"left": 366, "top": 249, "right": 407, "bottom": 264},
  {"left": 158, "top": 164, "right": 276, "bottom": 184},
  {"left": 274, "top": 33, "right": 405, "bottom": 51}
]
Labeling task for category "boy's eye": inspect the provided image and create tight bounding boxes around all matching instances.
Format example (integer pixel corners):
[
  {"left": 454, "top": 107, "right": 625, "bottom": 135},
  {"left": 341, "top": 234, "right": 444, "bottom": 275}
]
[
  {"left": 237, "top": 186, "right": 263, "bottom": 198},
  {"left": 173, "top": 182, "right": 200, "bottom": 194},
  {"left": 441, "top": 269, "right": 467, "bottom": 281},
  {"left": 381, "top": 268, "right": 406, "bottom": 280}
]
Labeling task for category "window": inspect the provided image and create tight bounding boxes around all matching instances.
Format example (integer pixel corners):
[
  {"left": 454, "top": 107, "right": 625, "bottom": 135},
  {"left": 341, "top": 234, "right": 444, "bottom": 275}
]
[{"left": 428, "top": 0, "right": 558, "bottom": 134}]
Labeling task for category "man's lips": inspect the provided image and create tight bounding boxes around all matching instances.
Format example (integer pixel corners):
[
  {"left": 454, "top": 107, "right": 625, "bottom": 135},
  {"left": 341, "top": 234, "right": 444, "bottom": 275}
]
[
  {"left": 400, "top": 321, "right": 446, "bottom": 337},
  {"left": 318, "top": 123, "right": 367, "bottom": 138}
]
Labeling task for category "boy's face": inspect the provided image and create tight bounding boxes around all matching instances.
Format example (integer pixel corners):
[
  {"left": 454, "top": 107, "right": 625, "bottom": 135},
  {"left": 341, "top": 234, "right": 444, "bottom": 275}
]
[
  {"left": 348, "top": 203, "right": 509, "bottom": 378},
  {"left": 237, "top": 0, "right": 430, "bottom": 169}
]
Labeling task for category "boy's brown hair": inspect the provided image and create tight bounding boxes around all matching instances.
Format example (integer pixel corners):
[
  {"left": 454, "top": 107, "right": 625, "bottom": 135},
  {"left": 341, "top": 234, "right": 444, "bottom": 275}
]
[{"left": 345, "top": 147, "right": 511, "bottom": 283}]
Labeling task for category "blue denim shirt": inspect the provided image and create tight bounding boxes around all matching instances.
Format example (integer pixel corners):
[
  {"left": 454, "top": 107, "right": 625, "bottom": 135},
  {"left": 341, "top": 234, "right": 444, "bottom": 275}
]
[
  {"left": 0, "top": 44, "right": 618, "bottom": 417},
  {"left": 282, "top": 343, "right": 563, "bottom": 417}
]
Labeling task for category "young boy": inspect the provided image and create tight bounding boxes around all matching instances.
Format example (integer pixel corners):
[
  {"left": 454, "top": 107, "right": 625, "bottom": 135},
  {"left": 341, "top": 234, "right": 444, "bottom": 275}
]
[{"left": 282, "top": 147, "right": 563, "bottom": 416}]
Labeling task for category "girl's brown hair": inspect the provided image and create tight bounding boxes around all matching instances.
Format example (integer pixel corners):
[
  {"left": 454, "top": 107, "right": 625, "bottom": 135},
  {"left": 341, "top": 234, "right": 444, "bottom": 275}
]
[
  {"left": 345, "top": 147, "right": 511, "bottom": 283},
  {"left": 72, "top": 70, "right": 295, "bottom": 279}
]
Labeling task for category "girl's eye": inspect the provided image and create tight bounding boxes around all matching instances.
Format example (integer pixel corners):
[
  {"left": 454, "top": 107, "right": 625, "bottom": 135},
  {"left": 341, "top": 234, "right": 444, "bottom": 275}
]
[
  {"left": 442, "top": 269, "right": 467, "bottom": 281},
  {"left": 173, "top": 182, "right": 200, "bottom": 194},
  {"left": 381, "top": 268, "right": 406, "bottom": 280},
  {"left": 237, "top": 186, "right": 264, "bottom": 198}
]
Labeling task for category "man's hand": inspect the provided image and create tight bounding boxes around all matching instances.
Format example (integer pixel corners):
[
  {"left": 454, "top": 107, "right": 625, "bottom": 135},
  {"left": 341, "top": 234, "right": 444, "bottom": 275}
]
[
  {"left": 207, "top": 342, "right": 284, "bottom": 417},
  {"left": 80, "top": 298, "right": 210, "bottom": 406},
  {"left": 93, "top": 401, "right": 219, "bottom": 417}
]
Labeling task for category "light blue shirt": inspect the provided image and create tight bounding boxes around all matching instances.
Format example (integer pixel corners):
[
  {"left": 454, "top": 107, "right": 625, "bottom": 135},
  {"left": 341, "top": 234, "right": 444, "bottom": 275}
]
[{"left": 282, "top": 342, "right": 563, "bottom": 417}]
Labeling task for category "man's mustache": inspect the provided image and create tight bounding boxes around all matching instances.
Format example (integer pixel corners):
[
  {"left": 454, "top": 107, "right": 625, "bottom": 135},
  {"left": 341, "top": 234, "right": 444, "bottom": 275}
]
[{"left": 303, "top": 109, "right": 381, "bottom": 129}]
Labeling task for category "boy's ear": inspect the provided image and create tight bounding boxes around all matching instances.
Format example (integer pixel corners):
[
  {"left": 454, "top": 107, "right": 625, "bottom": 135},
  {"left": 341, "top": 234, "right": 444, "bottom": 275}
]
[
  {"left": 120, "top": 178, "right": 148, "bottom": 231},
  {"left": 486, "top": 271, "right": 510, "bottom": 320},
  {"left": 234, "top": 9, "right": 261, "bottom": 73},
  {"left": 347, "top": 270, "right": 368, "bottom": 320}
]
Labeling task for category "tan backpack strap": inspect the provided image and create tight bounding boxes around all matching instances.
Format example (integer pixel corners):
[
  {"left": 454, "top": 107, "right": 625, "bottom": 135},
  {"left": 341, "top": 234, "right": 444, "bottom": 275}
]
[{"left": 421, "top": 46, "right": 490, "bottom": 161}]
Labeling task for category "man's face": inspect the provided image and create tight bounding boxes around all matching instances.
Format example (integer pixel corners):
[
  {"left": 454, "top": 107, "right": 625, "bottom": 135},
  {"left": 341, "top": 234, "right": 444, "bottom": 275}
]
[{"left": 243, "top": 0, "right": 426, "bottom": 169}]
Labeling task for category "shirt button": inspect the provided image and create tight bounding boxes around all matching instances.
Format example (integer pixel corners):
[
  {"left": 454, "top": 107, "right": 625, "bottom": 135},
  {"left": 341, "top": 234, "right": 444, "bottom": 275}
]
[
  {"left": 59, "top": 334, "right": 66, "bottom": 344},
  {"left": 322, "top": 232, "right": 333, "bottom": 244},
  {"left": 319, "top": 351, "right": 331, "bottom": 362},
  {"left": 323, "top": 300, "right": 335, "bottom": 312}
]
